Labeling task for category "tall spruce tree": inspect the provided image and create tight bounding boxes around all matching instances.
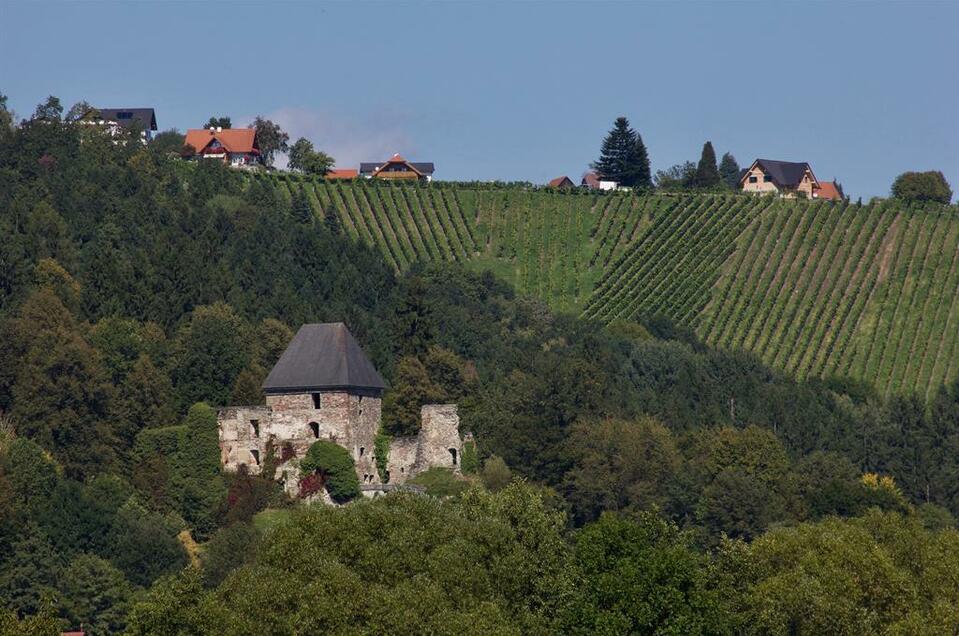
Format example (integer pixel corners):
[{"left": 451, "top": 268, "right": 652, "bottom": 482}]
[
  {"left": 719, "top": 152, "right": 741, "bottom": 190},
  {"left": 592, "top": 117, "right": 651, "bottom": 187},
  {"left": 693, "top": 141, "right": 721, "bottom": 188}
]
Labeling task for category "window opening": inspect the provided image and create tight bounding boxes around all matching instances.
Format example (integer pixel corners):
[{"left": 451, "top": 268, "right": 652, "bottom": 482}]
[
  {"left": 311, "top": 393, "right": 322, "bottom": 409},
  {"left": 250, "top": 449, "right": 260, "bottom": 466},
  {"left": 309, "top": 422, "right": 320, "bottom": 439},
  {"left": 250, "top": 420, "right": 260, "bottom": 438},
  {"left": 449, "top": 448, "right": 458, "bottom": 466}
]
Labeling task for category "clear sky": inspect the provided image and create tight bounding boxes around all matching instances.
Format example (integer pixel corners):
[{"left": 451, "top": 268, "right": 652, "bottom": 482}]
[{"left": 1, "top": 1, "right": 956, "bottom": 199}]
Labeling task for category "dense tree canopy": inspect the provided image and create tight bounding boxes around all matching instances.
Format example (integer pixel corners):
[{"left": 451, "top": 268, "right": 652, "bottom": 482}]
[{"left": 891, "top": 170, "right": 952, "bottom": 203}]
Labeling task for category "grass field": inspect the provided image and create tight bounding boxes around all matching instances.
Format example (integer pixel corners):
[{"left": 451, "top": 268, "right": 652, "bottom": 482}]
[{"left": 265, "top": 174, "right": 959, "bottom": 400}]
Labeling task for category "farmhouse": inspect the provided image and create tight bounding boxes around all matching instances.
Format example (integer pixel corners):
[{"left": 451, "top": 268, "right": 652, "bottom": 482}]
[
  {"left": 183, "top": 127, "right": 261, "bottom": 167},
  {"left": 217, "top": 323, "right": 464, "bottom": 498},
  {"left": 79, "top": 107, "right": 157, "bottom": 142},
  {"left": 740, "top": 158, "right": 843, "bottom": 200},
  {"left": 548, "top": 175, "right": 576, "bottom": 189},
  {"left": 360, "top": 153, "right": 435, "bottom": 182},
  {"left": 581, "top": 171, "right": 620, "bottom": 191}
]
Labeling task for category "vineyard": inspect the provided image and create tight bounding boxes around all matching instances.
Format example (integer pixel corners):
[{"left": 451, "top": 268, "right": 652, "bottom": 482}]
[{"left": 263, "top": 174, "right": 959, "bottom": 399}]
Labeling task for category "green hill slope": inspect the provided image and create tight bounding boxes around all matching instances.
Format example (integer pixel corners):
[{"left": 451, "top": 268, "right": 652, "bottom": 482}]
[{"left": 268, "top": 174, "right": 959, "bottom": 399}]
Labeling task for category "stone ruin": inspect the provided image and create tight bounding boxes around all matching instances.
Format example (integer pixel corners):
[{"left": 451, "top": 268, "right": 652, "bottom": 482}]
[{"left": 217, "top": 323, "right": 465, "bottom": 499}]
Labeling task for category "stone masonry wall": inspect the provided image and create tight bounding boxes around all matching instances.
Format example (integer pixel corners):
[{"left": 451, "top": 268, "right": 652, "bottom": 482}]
[{"left": 218, "top": 395, "right": 461, "bottom": 496}]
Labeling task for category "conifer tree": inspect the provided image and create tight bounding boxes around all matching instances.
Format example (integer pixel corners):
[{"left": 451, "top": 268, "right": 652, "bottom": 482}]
[
  {"left": 592, "top": 117, "right": 650, "bottom": 187},
  {"left": 719, "top": 152, "right": 741, "bottom": 190},
  {"left": 693, "top": 141, "right": 721, "bottom": 188}
]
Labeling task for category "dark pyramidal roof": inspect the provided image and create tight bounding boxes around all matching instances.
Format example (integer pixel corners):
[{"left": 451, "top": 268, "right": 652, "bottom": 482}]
[
  {"left": 262, "top": 323, "right": 386, "bottom": 394},
  {"left": 753, "top": 159, "right": 814, "bottom": 187}
]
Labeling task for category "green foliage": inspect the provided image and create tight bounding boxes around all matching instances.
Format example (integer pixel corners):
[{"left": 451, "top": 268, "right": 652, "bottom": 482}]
[
  {"left": 481, "top": 455, "right": 513, "bottom": 492},
  {"left": 58, "top": 553, "right": 134, "bottom": 636},
  {"left": 719, "top": 151, "right": 741, "bottom": 189},
  {"left": 300, "top": 440, "right": 360, "bottom": 503},
  {"left": 460, "top": 438, "right": 479, "bottom": 474},
  {"left": 591, "top": 116, "right": 651, "bottom": 187},
  {"left": 106, "top": 498, "right": 187, "bottom": 587},
  {"left": 287, "top": 137, "right": 335, "bottom": 175},
  {"left": 564, "top": 417, "right": 679, "bottom": 524},
  {"left": 171, "top": 303, "right": 251, "bottom": 410},
  {"left": 251, "top": 116, "right": 289, "bottom": 167},
  {"left": 373, "top": 431, "right": 391, "bottom": 482},
  {"left": 892, "top": 170, "right": 952, "bottom": 203},
  {"left": 408, "top": 467, "right": 469, "bottom": 497},
  {"left": 200, "top": 522, "right": 261, "bottom": 588},
  {"left": 564, "top": 512, "right": 730, "bottom": 635},
  {"left": 205, "top": 116, "right": 231, "bottom": 129},
  {"left": 0, "top": 599, "right": 61, "bottom": 636},
  {"left": 693, "top": 140, "right": 721, "bottom": 188}
]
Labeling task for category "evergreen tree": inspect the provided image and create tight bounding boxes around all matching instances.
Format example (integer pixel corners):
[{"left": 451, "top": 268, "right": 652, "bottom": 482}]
[
  {"left": 630, "top": 132, "right": 653, "bottom": 189},
  {"left": 693, "top": 141, "right": 721, "bottom": 188},
  {"left": 592, "top": 117, "right": 650, "bottom": 187},
  {"left": 719, "top": 152, "right": 741, "bottom": 190}
]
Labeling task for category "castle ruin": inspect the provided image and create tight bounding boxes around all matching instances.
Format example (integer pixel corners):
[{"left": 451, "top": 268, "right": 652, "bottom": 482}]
[{"left": 217, "top": 323, "right": 464, "bottom": 497}]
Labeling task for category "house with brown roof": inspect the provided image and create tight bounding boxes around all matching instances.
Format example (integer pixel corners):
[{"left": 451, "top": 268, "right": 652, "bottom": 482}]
[
  {"left": 740, "top": 158, "right": 844, "bottom": 200},
  {"left": 548, "top": 176, "right": 575, "bottom": 189},
  {"left": 360, "top": 154, "right": 434, "bottom": 183},
  {"left": 183, "top": 127, "right": 261, "bottom": 167}
]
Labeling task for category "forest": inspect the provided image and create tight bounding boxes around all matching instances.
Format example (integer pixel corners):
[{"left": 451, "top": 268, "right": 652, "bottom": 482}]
[{"left": 3, "top": 100, "right": 959, "bottom": 634}]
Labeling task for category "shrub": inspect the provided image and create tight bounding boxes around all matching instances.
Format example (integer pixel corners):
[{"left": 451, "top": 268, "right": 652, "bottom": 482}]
[
  {"left": 461, "top": 438, "right": 479, "bottom": 474},
  {"left": 409, "top": 467, "right": 469, "bottom": 497},
  {"left": 374, "top": 431, "right": 390, "bottom": 483},
  {"left": 299, "top": 441, "right": 359, "bottom": 503}
]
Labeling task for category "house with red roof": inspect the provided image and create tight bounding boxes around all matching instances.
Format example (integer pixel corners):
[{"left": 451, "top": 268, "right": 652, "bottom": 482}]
[
  {"left": 326, "top": 168, "right": 359, "bottom": 180},
  {"left": 183, "top": 127, "right": 261, "bottom": 167},
  {"left": 360, "top": 154, "right": 435, "bottom": 183},
  {"left": 581, "top": 171, "right": 621, "bottom": 191},
  {"left": 548, "top": 176, "right": 575, "bottom": 189}
]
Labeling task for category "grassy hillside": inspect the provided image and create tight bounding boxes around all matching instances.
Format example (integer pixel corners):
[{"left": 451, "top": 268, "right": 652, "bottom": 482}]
[{"left": 266, "top": 174, "right": 959, "bottom": 399}]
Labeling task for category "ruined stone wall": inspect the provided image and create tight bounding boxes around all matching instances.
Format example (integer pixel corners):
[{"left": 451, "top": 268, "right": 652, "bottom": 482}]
[
  {"left": 386, "top": 404, "right": 461, "bottom": 484},
  {"left": 217, "top": 396, "right": 461, "bottom": 496}
]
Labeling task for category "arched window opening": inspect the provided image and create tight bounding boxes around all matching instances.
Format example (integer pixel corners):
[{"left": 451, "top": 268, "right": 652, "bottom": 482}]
[
  {"left": 449, "top": 448, "right": 458, "bottom": 466},
  {"left": 309, "top": 422, "right": 319, "bottom": 439},
  {"left": 250, "top": 449, "right": 261, "bottom": 466},
  {"left": 359, "top": 446, "right": 365, "bottom": 457}
]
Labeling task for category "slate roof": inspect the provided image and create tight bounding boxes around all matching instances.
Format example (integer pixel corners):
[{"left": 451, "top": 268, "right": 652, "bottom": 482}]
[
  {"left": 359, "top": 154, "right": 435, "bottom": 175},
  {"left": 262, "top": 323, "right": 386, "bottom": 394},
  {"left": 86, "top": 108, "right": 157, "bottom": 131},
  {"left": 183, "top": 128, "right": 259, "bottom": 155},
  {"left": 748, "top": 159, "right": 816, "bottom": 188}
]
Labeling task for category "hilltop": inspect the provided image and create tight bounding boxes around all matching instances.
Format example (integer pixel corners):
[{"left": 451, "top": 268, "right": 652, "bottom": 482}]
[{"left": 270, "top": 173, "right": 959, "bottom": 399}]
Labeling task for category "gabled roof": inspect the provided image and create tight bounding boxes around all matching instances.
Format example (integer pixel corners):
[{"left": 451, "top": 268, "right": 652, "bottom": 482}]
[
  {"left": 262, "top": 323, "right": 386, "bottom": 394},
  {"left": 183, "top": 128, "right": 259, "bottom": 155},
  {"left": 83, "top": 108, "right": 157, "bottom": 131},
  {"left": 548, "top": 176, "right": 574, "bottom": 188},
  {"left": 815, "top": 180, "right": 844, "bottom": 201},
  {"left": 582, "top": 172, "right": 601, "bottom": 188},
  {"left": 326, "top": 168, "right": 359, "bottom": 179},
  {"left": 742, "top": 159, "right": 817, "bottom": 188},
  {"left": 359, "top": 153, "right": 435, "bottom": 175}
]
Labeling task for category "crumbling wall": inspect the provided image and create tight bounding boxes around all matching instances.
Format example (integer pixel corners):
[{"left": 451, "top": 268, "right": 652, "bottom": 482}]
[{"left": 386, "top": 404, "right": 462, "bottom": 484}]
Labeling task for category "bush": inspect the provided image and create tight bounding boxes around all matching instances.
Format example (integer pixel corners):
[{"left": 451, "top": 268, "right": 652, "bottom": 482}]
[
  {"left": 481, "top": 455, "right": 512, "bottom": 492},
  {"left": 299, "top": 441, "right": 359, "bottom": 503},
  {"left": 409, "top": 467, "right": 469, "bottom": 497},
  {"left": 461, "top": 438, "right": 479, "bottom": 474},
  {"left": 374, "top": 431, "right": 390, "bottom": 483}
]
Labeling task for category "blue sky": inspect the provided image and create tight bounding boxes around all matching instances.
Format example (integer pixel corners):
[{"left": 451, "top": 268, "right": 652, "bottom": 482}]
[{"left": 1, "top": 1, "right": 956, "bottom": 199}]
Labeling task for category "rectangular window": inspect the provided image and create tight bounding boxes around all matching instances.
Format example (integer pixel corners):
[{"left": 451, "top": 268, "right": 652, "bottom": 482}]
[
  {"left": 748, "top": 176, "right": 758, "bottom": 183},
  {"left": 763, "top": 175, "right": 773, "bottom": 183},
  {"left": 250, "top": 420, "right": 260, "bottom": 438},
  {"left": 311, "top": 393, "right": 322, "bottom": 409},
  {"left": 250, "top": 449, "right": 260, "bottom": 466}
]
